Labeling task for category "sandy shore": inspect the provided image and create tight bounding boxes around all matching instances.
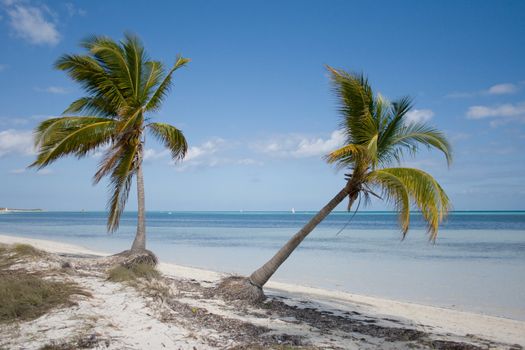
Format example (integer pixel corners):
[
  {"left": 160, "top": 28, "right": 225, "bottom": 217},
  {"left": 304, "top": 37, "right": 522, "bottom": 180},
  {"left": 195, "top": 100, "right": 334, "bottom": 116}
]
[{"left": 1, "top": 233, "right": 524, "bottom": 349}]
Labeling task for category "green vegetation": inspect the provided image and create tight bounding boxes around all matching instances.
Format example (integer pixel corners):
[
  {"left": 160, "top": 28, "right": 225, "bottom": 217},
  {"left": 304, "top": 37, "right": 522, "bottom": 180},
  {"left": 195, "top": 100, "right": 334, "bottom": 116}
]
[
  {"left": 0, "top": 244, "right": 89, "bottom": 323},
  {"left": 12, "top": 243, "right": 43, "bottom": 257},
  {"left": 0, "top": 272, "right": 87, "bottom": 323},
  {"left": 30, "top": 33, "right": 190, "bottom": 252},
  {"left": 0, "top": 243, "right": 43, "bottom": 269},
  {"left": 107, "top": 263, "right": 160, "bottom": 283}
]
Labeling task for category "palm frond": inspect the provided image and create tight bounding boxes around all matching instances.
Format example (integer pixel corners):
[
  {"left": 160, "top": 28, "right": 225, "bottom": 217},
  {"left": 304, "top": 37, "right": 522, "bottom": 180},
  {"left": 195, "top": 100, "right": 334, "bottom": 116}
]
[
  {"left": 55, "top": 54, "right": 127, "bottom": 109},
  {"left": 326, "top": 143, "right": 369, "bottom": 169},
  {"left": 31, "top": 117, "right": 115, "bottom": 168},
  {"left": 388, "top": 123, "right": 452, "bottom": 166},
  {"left": 106, "top": 144, "right": 138, "bottom": 232},
  {"left": 326, "top": 65, "right": 377, "bottom": 145},
  {"left": 145, "top": 55, "right": 190, "bottom": 112},
  {"left": 63, "top": 97, "right": 118, "bottom": 117},
  {"left": 367, "top": 170, "right": 411, "bottom": 236},
  {"left": 148, "top": 122, "right": 188, "bottom": 160},
  {"left": 370, "top": 167, "right": 450, "bottom": 241},
  {"left": 83, "top": 35, "right": 135, "bottom": 101}
]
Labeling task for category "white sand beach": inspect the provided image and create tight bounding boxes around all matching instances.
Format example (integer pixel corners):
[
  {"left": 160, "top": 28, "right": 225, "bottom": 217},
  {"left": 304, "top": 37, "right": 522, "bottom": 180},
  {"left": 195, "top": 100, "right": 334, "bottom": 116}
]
[{"left": 1, "top": 233, "right": 524, "bottom": 349}]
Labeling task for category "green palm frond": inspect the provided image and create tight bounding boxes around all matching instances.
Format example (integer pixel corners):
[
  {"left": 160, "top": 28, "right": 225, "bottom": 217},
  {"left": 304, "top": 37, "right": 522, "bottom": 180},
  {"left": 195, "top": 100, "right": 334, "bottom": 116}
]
[
  {"left": 145, "top": 56, "right": 190, "bottom": 111},
  {"left": 55, "top": 54, "right": 127, "bottom": 109},
  {"left": 31, "top": 117, "right": 115, "bottom": 169},
  {"left": 63, "top": 97, "right": 118, "bottom": 117},
  {"left": 367, "top": 170, "right": 411, "bottom": 236},
  {"left": 326, "top": 65, "right": 377, "bottom": 145},
  {"left": 325, "top": 143, "right": 370, "bottom": 169},
  {"left": 388, "top": 123, "right": 452, "bottom": 166},
  {"left": 370, "top": 168, "right": 450, "bottom": 241},
  {"left": 82, "top": 35, "right": 135, "bottom": 100},
  {"left": 148, "top": 122, "right": 188, "bottom": 160},
  {"left": 106, "top": 144, "right": 138, "bottom": 232}
]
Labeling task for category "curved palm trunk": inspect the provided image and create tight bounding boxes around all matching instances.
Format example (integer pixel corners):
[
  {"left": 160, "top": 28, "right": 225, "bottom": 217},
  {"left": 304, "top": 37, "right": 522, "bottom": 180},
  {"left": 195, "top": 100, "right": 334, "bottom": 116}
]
[
  {"left": 131, "top": 161, "right": 146, "bottom": 251},
  {"left": 249, "top": 182, "right": 356, "bottom": 288}
]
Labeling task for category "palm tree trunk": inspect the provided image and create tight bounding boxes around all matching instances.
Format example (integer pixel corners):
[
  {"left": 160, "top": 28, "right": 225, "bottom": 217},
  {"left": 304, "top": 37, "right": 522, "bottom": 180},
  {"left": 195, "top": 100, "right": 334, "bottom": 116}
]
[
  {"left": 131, "top": 160, "right": 146, "bottom": 251},
  {"left": 249, "top": 182, "right": 356, "bottom": 288}
]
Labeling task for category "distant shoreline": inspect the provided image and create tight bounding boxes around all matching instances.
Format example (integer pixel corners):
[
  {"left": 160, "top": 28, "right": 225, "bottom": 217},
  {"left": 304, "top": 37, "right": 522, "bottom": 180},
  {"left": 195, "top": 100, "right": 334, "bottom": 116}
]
[
  {"left": 0, "top": 208, "right": 44, "bottom": 213},
  {"left": 0, "top": 209, "right": 523, "bottom": 213}
]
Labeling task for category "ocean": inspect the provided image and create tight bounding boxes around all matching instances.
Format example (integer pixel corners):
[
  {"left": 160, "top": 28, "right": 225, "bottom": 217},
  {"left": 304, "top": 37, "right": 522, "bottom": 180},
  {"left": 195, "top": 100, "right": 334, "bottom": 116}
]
[{"left": 1, "top": 211, "right": 524, "bottom": 320}]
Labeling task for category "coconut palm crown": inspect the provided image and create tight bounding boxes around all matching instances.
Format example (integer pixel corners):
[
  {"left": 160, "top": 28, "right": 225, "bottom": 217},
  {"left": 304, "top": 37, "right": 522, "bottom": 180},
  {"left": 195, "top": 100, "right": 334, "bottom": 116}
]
[
  {"left": 30, "top": 34, "right": 189, "bottom": 251},
  {"left": 243, "top": 66, "right": 452, "bottom": 296},
  {"left": 324, "top": 65, "right": 451, "bottom": 239}
]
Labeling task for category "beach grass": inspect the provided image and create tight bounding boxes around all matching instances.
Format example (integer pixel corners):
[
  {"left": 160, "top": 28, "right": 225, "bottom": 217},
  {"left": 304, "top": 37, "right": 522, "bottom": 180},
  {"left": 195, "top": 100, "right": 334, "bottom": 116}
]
[
  {"left": 0, "top": 270, "right": 89, "bottom": 323},
  {"left": 107, "top": 263, "right": 160, "bottom": 283},
  {"left": 12, "top": 243, "right": 43, "bottom": 257},
  {"left": 0, "top": 243, "right": 90, "bottom": 323}
]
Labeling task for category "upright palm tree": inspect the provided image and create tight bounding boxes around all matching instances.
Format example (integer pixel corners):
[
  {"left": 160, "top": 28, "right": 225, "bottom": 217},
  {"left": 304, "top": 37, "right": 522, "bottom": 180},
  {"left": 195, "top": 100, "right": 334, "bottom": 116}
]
[
  {"left": 220, "top": 66, "right": 452, "bottom": 302},
  {"left": 30, "top": 34, "right": 189, "bottom": 253}
]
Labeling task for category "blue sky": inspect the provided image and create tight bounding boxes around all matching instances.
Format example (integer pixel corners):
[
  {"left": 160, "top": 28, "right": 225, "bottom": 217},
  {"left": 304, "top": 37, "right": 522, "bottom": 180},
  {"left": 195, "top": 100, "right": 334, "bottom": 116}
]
[{"left": 0, "top": 0, "right": 524, "bottom": 211}]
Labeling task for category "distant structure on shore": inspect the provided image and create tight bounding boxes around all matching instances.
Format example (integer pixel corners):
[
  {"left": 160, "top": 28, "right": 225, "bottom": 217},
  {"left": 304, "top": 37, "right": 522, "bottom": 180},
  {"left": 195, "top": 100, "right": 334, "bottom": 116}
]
[{"left": 0, "top": 208, "right": 43, "bottom": 213}]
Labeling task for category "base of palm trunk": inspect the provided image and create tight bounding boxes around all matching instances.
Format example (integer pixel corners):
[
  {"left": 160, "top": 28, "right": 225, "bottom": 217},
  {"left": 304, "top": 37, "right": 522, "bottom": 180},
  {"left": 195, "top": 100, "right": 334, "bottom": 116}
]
[
  {"left": 216, "top": 276, "right": 266, "bottom": 304},
  {"left": 111, "top": 249, "right": 158, "bottom": 267}
]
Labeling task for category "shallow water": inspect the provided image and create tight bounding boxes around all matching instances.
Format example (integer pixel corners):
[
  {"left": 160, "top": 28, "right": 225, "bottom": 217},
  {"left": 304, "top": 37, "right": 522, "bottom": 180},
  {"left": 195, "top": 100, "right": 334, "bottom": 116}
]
[{"left": 1, "top": 211, "right": 524, "bottom": 320}]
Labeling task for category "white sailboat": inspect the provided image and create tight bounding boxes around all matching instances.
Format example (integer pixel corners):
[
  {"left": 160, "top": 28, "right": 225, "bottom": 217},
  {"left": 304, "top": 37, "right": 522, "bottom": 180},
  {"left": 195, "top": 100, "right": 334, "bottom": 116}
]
[{"left": 291, "top": 207, "right": 295, "bottom": 214}]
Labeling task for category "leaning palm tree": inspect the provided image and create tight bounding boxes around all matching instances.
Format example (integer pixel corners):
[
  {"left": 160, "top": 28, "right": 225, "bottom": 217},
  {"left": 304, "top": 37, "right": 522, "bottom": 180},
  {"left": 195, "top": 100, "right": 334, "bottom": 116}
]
[
  {"left": 219, "top": 66, "right": 452, "bottom": 302},
  {"left": 30, "top": 34, "right": 189, "bottom": 256}
]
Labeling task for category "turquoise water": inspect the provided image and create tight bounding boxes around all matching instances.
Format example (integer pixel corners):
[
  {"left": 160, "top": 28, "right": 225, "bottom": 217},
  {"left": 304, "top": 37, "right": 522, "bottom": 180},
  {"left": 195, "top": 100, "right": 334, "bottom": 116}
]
[{"left": 1, "top": 211, "right": 524, "bottom": 320}]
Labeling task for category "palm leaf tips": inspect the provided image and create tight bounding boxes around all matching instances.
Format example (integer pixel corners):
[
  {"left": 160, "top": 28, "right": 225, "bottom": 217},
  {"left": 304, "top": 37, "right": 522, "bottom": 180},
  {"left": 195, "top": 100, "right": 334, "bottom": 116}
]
[{"left": 148, "top": 122, "right": 188, "bottom": 161}]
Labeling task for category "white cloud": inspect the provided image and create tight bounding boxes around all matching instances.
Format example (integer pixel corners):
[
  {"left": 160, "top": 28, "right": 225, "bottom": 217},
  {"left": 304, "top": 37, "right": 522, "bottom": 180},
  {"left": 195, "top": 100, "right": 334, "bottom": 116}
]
[
  {"left": 35, "top": 86, "right": 68, "bottom": 94},
  {"left": 467, "top": 102, "right": 525, "bottom": 119},
  {"left": 0, "top": 129, "right": 34, "bottom": 157},
  {"left": 487, "top": 83, "right": 518, "bottom": 95},
  {"left": 404, "top": 109, "right": 434, "bottom": 124},
  {"left": 143, "top": 148, "right": 169, "bottom": 161},
  {"left": 253, "top": 130, "right": 345, "bottom": 158},
  {"left": 446, "top": 82, "right": 520, "bottom": 98},
  {"left": 466, "top": 102, "right": 525, "bottom": 127},
  {"left": 4, "top": 2, "right": 60, "bottom": 45}
]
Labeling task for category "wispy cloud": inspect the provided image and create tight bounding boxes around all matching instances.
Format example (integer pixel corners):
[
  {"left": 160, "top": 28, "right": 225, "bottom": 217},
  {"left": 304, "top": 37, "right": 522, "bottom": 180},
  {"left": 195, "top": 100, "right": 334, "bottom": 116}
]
[
  {"left": 35, "top": 86, "right": 68, "bottom": 94},
  {"left": 466, "top": 102, "right": 525, "bottom": 126},
  {"left": 0, "top": 116, "right": 29, "bottom": 126},
  {"left": 404, "top": 109, "right": 434, "bottom": 124},
  {"left": 179, "top": 138, "right": 263, "bottom": 171},
  {"left": 0, "top": 129, "right": 34, "bottom": 157},
  {"left": 64, "top": 2, "right": 86, "bottom": 17},
  {"left": 446, "top": 82, "right": 520, "bottom": 98},
  {"left": 487, "top": 83, "right": 518, "bottom": 95},
  {"left": 3, "top": 1, "right": 60, "bottom": 46},
  {"left": 9, "top": 167, "right": 53, "bottom": 175},
  {"left": 252, "top": 130, "right": 345, "bottom": 158},
  {"left": 9, "top": 168, "right": 26, "bottom": 174},
  {"left": 143, "top": 138, "right": 262, "bottom": 171},
  {"left": 143, "top": 148, "right": 169, "bottom": 161},
  {"left": 0, "top": 64, "right": 7, "bottom": 72}
]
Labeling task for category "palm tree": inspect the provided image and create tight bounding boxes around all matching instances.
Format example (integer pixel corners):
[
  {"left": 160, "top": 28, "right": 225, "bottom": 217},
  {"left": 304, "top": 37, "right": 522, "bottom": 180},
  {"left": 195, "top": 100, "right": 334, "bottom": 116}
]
[
  {"left": 30, "top": 34, "right": 189, "bottom": 254},
  {"left": 219, "top": 66, "right": 452, "bottom": 302}
]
